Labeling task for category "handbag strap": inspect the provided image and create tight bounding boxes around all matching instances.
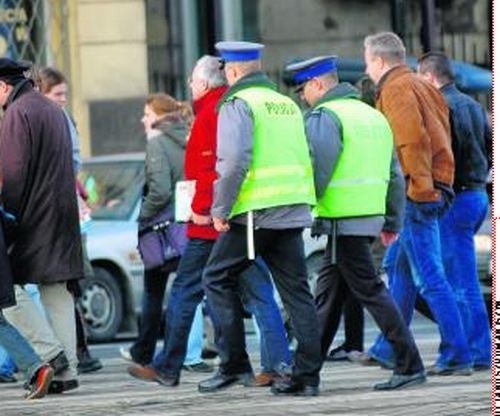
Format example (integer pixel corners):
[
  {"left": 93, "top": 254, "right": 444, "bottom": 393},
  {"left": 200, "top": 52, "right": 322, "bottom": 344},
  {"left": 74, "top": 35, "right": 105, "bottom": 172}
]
[{"left": 138, "top": 219, "right": 171, "bottom": 237}]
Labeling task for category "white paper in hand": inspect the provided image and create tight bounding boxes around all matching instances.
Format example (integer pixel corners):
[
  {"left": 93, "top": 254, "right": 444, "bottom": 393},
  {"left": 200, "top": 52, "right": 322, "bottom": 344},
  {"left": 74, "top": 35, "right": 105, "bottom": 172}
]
[{"left": 175, "top": 180, "right": 196, "bottom": 222}]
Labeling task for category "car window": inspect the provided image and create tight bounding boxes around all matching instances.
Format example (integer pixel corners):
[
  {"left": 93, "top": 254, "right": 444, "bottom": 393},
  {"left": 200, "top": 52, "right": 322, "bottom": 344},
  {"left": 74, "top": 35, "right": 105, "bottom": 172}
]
[{"left": 79, "top": 160, "right": 144, "bottom": 220}]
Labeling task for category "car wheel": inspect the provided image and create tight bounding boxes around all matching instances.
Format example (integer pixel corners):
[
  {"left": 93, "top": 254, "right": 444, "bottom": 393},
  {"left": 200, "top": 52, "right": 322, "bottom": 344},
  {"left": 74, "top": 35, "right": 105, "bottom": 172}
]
[{"left": 79, "top": 266, "right": 123, "bottom": 342}]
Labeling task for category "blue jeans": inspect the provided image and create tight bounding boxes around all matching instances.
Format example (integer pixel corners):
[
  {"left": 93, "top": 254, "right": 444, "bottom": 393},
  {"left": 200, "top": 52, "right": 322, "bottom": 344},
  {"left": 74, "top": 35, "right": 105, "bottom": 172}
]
[
  {"left": 439, "top": 190, "right": 490, "bottom": 367},
  {"left": 183, "top": 303, "right": 204, "bottom": 365},
  {"left": 153, "top": 238, "right": 214, "bottom": 378},
  {"left": 369, "top": 198, "right": 471, "bottom": 369},
  {"left": 239, "top": 258, "right": 291, "bottom": 374},
  {"left": 0, "top": 344, "right": 15, "bottom": 376},
  {"left": 0, "top": 311, "right": 41, "bottom": 382}
]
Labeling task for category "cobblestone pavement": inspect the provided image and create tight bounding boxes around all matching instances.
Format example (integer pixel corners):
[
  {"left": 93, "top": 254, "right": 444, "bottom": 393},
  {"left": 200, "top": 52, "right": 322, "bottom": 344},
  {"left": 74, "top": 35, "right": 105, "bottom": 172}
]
[{"left": 0, "top": 320, "right": 491, "bottom": 415}]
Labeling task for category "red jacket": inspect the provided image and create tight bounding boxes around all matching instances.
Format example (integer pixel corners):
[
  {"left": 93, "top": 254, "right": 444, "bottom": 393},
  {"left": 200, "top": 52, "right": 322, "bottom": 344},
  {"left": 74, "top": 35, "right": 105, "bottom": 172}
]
[{"left": 185, "top": 86, "right": 227, "bottom": 240}]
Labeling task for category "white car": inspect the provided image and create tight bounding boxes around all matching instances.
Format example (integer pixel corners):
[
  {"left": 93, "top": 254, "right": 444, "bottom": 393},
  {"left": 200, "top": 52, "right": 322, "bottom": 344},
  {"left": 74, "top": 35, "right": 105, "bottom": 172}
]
[{"left": 79, "top": 153, "right": 327, "bottom": 341}]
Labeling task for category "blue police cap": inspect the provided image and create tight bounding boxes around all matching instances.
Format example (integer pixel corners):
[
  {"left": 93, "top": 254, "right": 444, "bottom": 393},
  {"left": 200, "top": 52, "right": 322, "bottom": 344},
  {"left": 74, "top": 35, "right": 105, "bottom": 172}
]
[
  {"left": 285, "top": 55, "right": 338, "bottom": 84},
  {"left": 215, "top": 41, "right": 264, "bottom": 62}
]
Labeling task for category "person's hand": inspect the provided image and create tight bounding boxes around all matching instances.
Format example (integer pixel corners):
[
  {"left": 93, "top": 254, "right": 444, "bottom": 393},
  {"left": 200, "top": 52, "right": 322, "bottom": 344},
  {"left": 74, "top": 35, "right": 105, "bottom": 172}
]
[
  {"left": 380, "top": 231, "right": 398, "bottom": 247},
  {"left": 191, "top": 212, "right": 212, "bottom": 225},
  {"left": 213, "top": 217, "right": 230, "bottom": 232}
]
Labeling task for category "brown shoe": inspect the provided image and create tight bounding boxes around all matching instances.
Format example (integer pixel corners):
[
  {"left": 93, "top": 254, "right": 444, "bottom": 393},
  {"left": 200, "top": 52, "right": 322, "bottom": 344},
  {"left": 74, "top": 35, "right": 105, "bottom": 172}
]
[
  {"left": 254, "top": 372, "right": 278, "bottom": 387},
  {"left": 25, "top": 365, "right": 54, "bottom": 400},
  {"left": 127, "top": 364, "right": 179, "bottom": 387}
]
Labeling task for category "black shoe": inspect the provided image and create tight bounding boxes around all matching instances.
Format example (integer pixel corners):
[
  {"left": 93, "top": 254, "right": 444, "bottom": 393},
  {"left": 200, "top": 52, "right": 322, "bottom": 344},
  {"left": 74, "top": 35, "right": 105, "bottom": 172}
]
[
  {"left": 77, "top": 356, "right": 103, "bottom": 374},
  {"left": 198, "top": 371, "right": 254, "bottom": 393},
  {"left": 271, "top": 376, "right": 319, "bottom": 397},
  {"left": 201, "top": 347, "right": 218, "bottom": 360},
  {"left": 373, "top": 372, "right": 426, "bottom": 391},
  {"left": 48, "top": 379, "right": 79, "bottom": 394},
  {"left": 427, "top": 364, "right": 472, "bottom": 376},
  {"left": 0, "top": 373, "right": 17, "bottom": 383},
  {"left": 473, "top": 364, "right": 490, "bottom": 371},
  {"left": 49, "top": 351, "right": 70, "bottom": 375}
]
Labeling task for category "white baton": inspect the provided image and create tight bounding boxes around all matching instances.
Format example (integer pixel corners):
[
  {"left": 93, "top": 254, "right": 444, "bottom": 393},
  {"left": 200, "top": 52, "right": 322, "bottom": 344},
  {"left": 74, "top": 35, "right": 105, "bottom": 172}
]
[{"left": 247, "top": 211, "right": 255, "bottom": 260}]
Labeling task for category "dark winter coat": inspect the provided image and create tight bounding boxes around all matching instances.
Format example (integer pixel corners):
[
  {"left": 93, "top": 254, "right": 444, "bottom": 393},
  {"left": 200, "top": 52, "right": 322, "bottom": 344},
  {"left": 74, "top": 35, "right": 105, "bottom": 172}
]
[
  {"left": 440, "top": 83, "right": 491, "bottom": 192},
  {"left": 0, "top": 216, "right": 14, "bottom": 308},
  {"left": 139, "top": 119, "right": 187, "bottom": 222},
  {"left": 0, "top": 80, "right": 83, "bottom": 284}
]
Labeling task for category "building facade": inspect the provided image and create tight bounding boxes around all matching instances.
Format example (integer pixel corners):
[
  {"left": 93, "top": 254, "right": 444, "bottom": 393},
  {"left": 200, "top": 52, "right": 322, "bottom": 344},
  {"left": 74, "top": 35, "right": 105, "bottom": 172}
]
[{"left": 0, "top": 0, "right": 491, "bottom": 156}]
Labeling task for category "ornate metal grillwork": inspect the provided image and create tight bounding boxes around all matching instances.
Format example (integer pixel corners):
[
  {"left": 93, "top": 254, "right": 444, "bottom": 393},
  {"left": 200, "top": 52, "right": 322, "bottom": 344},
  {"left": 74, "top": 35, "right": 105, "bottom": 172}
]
[{"left": 0, "top": 0, "right": 69, "bottom": 72}]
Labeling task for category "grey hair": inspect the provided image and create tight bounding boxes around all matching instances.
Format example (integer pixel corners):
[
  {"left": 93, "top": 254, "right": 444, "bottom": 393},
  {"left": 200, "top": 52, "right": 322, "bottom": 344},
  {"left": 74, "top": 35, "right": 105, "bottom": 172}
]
[
  {"left": 364, "top": 32, "right": 406, "bottom": 65},
  {"left": 194, "top": 55, "right": 226, "bottom": 88}
]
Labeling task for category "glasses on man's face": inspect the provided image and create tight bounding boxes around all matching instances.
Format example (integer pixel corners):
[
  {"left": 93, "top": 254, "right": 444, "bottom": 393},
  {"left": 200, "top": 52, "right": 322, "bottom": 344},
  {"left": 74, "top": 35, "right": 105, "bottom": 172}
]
[
  {"left": 293, "top": 82, "right": 306, "bottom": 94},
  {"left": 294, "top": 82, "right": 306, "bottom": 95},
  {"left": 218, "top": 59, "right": 226, "bottom": 70}
]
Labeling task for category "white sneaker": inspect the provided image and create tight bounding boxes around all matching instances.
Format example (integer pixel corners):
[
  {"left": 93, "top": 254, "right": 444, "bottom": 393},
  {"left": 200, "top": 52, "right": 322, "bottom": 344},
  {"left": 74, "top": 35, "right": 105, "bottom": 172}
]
[
  {"left": 346, "top": 350, "right": 364, "bottom": 362},
  {"left": 119, "top": 347, "right": 132, "bottom": 362}
]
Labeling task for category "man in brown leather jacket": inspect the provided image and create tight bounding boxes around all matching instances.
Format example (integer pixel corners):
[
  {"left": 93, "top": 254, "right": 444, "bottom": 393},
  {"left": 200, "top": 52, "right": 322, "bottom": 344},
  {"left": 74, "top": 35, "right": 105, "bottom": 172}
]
[{"left": 362, "top": 32, "right": 472, "bottom": 376}]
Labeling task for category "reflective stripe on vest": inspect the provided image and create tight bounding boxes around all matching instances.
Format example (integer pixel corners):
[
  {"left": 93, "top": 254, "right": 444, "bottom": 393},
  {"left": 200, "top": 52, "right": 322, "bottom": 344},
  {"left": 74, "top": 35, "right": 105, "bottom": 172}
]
[
  {"left": 314, "top": 98, "right": 393, "bottom": 218},
  {"left": 226, "top": 86, "right": 316, "bottom": 218}
]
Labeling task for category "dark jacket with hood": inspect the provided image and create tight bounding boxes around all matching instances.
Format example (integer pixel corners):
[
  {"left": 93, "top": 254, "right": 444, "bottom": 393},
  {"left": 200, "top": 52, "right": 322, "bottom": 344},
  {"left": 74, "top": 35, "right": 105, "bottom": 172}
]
[{"left": 0, "top": 80, "right": 83, "bottom": 285}]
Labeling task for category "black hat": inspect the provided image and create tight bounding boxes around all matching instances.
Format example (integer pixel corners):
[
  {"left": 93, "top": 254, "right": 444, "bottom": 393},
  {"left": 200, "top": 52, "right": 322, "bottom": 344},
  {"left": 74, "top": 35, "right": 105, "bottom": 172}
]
[{"left": 0, "top": 58, "right": 30, "bottom": 84}]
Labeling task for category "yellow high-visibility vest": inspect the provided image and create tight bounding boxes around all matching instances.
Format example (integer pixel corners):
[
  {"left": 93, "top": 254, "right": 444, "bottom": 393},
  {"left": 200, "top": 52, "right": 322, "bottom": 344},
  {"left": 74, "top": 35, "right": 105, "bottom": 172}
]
[
  {"left": 314, "top": 98, "right": 393, "bottom": 218},
  {"left": 225, "top": 86, "right": 316, "bottom": 218}
]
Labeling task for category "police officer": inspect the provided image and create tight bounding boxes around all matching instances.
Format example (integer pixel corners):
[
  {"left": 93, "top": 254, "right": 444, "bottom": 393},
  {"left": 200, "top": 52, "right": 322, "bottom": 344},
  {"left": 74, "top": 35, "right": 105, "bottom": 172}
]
[
  {"left": 198, "top": 41, "right": 322, "bottom": 396},
  {"left": 285, "top": 55, "right": 425, "bottom": 390}
]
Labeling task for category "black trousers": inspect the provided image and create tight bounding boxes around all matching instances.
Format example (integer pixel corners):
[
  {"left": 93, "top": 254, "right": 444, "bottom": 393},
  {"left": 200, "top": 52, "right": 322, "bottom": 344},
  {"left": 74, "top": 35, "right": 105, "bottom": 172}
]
[
  {"left": 315, "top": 235, "right": 423, "bottom": 375},
  {"left": 130, "top": 258, "right": 179, "bottom": 365},
  {"left": 203, "top": 225, "right": 322, "bottom": 386},
  {"left": 338, "top": 289, "right": 364, "bottom": 352}
]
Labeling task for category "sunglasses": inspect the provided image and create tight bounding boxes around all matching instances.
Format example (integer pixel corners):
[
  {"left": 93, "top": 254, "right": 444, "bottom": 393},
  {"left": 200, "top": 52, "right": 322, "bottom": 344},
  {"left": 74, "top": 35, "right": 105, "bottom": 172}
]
[{"left": 218, "top": 59, "right": 226, "bottom": 70}]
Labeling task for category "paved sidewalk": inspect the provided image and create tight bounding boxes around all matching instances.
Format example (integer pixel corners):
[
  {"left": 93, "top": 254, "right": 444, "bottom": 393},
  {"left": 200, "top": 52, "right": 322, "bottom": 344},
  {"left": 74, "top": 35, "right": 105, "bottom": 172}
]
[{"left": 0, "top": 320, "right": 491, "bottom": 415}]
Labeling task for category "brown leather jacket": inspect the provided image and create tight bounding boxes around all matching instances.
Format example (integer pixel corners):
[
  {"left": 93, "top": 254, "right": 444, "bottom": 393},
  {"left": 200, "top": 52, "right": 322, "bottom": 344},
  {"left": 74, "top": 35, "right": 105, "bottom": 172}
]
[{"left": 376, "top": 65, "right": 454, "bottom": 202}]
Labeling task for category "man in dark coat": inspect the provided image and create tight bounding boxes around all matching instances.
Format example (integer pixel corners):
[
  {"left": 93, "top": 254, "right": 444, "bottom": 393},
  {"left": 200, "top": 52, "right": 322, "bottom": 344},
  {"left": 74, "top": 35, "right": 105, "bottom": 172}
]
[{"left": 0, "top": 58, "right": 83, "bottom": 393}]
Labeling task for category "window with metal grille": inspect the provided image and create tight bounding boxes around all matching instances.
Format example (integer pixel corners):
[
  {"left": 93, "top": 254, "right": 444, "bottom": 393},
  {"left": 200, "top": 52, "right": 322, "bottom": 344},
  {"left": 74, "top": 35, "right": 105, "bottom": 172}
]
[{"left": 0, "top": 0, "right": 69, "bottom": 73}]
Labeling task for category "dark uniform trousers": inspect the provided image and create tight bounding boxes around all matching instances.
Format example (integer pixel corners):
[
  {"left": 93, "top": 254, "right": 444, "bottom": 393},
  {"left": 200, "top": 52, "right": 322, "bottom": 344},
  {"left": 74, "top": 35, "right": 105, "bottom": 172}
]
[
  {"left": 202, "top": 224, "right": 322, "bottom": 387},
  {"left": 315, "top": 235, "right": 424, "bottom": 375}
]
